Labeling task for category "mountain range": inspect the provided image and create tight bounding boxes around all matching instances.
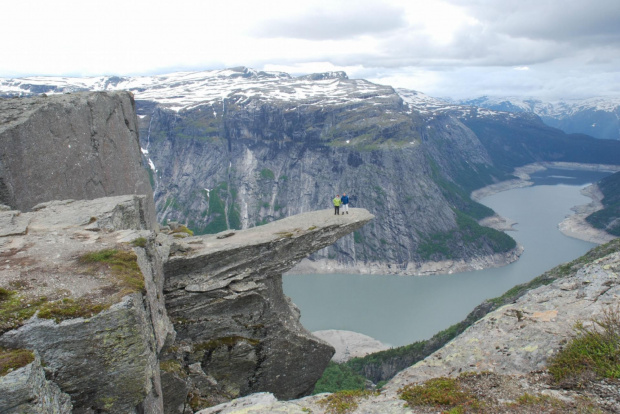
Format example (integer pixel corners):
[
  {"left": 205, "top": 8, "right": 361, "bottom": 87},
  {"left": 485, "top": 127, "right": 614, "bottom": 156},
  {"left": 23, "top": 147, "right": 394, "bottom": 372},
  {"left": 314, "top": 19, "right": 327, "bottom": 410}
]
[
  {"left": 454, "top": 95, "right": 620, "bottom": 140},
  {"left": 1, "top": 68, "right": 619, "bottom": 272}
]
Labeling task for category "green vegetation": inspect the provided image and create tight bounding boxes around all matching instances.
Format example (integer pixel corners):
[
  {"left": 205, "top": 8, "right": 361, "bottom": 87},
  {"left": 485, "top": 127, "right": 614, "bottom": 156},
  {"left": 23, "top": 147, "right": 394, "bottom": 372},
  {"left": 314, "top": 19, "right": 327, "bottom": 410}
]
[
  {"left": 131, "top": 237, "right": 147, "bottom": 248},
  {"left": 0, "top": 290, "right": 48, "bottom": 334},
  {"left": 353, "top": 231, "right": 364, "bottom": 244},
  {"left": 586, "top": 171, "right": 620, "bottom": 236},
  {"left": 427, "top": 158, "right": 501, "bottom": 220},
  {"left": 418, "top": 209, "right": 516, "bottom": 261},
  {"left": 548, "top": 306, "right": 620, "bottom": 386},
  {"left": 313, "top": 362, "right": 368, "bottom": 394},
  {"left": 260, "top": 168, "right": 275, "bottom": 180},
  {"left": 317, "top": 390, "right": 375, "bottom": 414},
  {"left": 78, "top": 248, "right": 145, "bottom": 293},
  {"left": 0, "top": 347, "right": 35, "bottom": 376},
  {"left": 398, "top": 377, "right": 481, "bottom": 412},
  {"left": 171, "top": 225, "right": 194, "bottom": 236},
  {"left": 38, "top": 298, "right": 109, "bottom": 323}
]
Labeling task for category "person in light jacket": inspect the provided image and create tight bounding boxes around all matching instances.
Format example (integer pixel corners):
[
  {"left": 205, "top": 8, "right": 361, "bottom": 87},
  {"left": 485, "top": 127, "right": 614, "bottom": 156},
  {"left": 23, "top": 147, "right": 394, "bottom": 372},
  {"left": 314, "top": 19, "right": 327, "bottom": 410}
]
[{"left": 333, "top": 195, "right": 341, "bottom": 215}]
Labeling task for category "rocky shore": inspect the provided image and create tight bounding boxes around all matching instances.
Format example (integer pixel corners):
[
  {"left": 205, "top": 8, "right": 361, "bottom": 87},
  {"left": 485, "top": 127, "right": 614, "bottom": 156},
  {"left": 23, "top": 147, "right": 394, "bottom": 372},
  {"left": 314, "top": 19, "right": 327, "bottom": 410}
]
[{"left": 472, "top": 162, "right": 620, "bottom": 245}]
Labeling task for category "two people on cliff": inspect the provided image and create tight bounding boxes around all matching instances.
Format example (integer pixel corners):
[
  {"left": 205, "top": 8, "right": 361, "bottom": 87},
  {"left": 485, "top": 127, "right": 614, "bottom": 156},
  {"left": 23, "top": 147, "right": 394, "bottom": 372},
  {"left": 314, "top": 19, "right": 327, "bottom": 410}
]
[{"left": 333, "top": 193, "right": 349, "bottom": 215}]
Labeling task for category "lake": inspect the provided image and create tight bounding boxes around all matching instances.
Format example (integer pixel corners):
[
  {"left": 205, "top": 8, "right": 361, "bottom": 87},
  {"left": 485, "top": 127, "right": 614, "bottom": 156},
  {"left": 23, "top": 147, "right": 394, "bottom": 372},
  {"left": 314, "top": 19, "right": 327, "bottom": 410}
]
[{"left": 283, "top": 168, "right": 613, "bottom": 347}]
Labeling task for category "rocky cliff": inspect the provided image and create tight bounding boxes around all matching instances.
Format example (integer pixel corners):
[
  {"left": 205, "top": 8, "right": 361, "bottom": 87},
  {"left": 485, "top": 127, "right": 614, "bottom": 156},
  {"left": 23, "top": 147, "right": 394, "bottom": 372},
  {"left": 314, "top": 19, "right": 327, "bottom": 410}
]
[
  {"left": 0, "top": 196, "right": 372, "bottom": 413},
  {"left": 0, "top": 92, "right": 375, "bottom": 413},
  {"left": 0, "top": 91, "right": 156, "bottom": 225}
]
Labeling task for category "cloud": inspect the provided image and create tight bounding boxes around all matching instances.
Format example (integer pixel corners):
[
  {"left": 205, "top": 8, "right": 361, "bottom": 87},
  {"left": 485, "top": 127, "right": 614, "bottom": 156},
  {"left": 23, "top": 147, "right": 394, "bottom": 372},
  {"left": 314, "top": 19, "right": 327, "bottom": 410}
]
[
  {"left": 1, "top": 0, "right": 619, "bottom": 100},
  {"left": 253, "top": 0, "right": 407, "bottom": 40}
]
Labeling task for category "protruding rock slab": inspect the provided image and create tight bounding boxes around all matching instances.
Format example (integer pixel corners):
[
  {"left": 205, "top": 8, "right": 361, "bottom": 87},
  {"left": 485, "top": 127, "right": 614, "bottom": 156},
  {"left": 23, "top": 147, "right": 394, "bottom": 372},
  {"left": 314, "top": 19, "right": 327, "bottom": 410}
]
[{"left": 161, "top": 209, "right": 374, "bottom": 407}]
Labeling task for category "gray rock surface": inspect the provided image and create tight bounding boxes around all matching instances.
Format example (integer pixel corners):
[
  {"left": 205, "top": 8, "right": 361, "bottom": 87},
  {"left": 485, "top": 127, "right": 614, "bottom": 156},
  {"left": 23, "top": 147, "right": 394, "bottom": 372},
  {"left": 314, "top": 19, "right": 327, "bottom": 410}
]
[
  {"left": 0, "top": 196, "right": 170, "bottom": 413},
  {"left": 160, "top": 209, "right": 374, "bottom": 408},
  {"left": 0, "top": 351, "right": 72, "bottom": 414},
  {"left": 312, "top": 330, "right": 390, "bottom": 363},
  {"left": 0, "top": 92, "right": 156, "bottom": 226}
]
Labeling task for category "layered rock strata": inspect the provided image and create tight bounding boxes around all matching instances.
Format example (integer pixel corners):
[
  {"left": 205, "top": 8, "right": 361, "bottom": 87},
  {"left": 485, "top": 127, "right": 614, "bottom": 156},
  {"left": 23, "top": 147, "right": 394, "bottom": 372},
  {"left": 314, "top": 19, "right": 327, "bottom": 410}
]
[{"left": 160, "top": 208, "right": 374, "bottom": 410}]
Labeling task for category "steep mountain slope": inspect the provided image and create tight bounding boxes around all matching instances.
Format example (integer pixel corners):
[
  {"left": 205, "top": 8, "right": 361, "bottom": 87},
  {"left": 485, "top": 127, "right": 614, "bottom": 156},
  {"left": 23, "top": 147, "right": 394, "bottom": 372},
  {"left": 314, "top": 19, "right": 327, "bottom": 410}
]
[
  {"left": 3, "top": 70, "right": 619, "bottom": 272},
  {"left": 586, "top": 171, "right": 620, "bottom": 236},
  {"left": 457, "top": 95, "right": 620, "bottom": 141},
  {"left": 400, "top": 89, "right": 620, "bottom": 172}
]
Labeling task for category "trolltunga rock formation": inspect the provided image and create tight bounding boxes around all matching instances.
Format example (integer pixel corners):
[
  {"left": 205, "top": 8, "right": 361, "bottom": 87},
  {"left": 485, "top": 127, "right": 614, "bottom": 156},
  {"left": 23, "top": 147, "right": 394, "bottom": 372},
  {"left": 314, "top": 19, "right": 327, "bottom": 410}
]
[
  {"left": 160, "top": 208, "right": 374, "bottom": 411},
  {"left": 0, "top": 194, "right": 373, "bottom": 413}
]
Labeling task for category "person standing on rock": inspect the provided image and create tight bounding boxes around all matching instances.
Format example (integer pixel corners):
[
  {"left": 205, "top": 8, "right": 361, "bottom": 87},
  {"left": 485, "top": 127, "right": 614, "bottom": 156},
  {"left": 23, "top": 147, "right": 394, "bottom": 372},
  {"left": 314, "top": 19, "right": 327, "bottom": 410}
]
[
  {"left": 341, "top": 193, "right": 349, "bottom": 214},
  {"left": 333, "top": 195, "right": 341, "bottom": 215}
]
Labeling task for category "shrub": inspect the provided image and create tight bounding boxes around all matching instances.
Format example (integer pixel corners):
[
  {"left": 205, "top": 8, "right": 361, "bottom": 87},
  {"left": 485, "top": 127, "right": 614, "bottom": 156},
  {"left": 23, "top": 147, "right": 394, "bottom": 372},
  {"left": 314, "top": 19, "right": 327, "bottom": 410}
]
[
  {"left": 548, "top": 306, "right": 620, "bottom": 386},
  {"left": 317, "top": 390, "right": 375, "bottom": 414},
  {"left": 398, "top": 377, "right": 480, "bottom": 411},
  {"left": 131, "top": 237, "right": 147, "bottom": 248},
  {"left": 313, "top": 362, "right": 368, "bottom": 394}
]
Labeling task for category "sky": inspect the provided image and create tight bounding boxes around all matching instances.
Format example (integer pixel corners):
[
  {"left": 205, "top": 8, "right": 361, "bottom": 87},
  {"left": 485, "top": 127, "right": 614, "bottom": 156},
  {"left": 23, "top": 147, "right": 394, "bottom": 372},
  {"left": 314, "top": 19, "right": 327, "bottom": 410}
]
[{"left": 2, "top": 0, "right": 620, "bottom": 100}]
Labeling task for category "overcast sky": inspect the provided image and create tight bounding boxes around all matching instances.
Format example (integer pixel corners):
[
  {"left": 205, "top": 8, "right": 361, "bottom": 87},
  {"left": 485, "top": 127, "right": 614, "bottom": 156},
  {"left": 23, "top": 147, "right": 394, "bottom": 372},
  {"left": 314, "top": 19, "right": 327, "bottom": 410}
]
[{"left": 3, "top": 0, "right": 620, "bottom": 99}]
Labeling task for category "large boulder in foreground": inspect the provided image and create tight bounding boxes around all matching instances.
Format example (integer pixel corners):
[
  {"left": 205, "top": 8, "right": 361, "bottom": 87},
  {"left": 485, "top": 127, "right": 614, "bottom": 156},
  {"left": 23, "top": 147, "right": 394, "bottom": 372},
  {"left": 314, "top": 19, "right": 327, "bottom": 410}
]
[
  {"left": 0, "top": 195, "right": 172, "bottom": 413},
  {"left": 160, "top": 208, "right": 374, "bottom": 411},
  {"left": 0, "top": 92, "right": 156, "bottom": 226}
]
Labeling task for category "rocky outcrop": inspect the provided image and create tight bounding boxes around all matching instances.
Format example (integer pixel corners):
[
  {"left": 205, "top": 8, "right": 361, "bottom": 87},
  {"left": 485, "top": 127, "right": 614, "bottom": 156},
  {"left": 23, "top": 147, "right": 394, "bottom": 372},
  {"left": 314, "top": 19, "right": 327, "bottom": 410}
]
[
  {"left": 0, "top": 92, "right": 156, "bottom": 226},
  {"left": 0, "top": 195, "right": 373, "bottom": 413},
  {"left": 312, "top": 330, "right": 390, "bottom": 363},
  {"left": 0, "top": 195, "right": 170, "bottom": 413},
  {"left": 0, "top": 351, "right": 72, "bottom": 413},
  {"left": 160, "top": 209, "right": 374, "bottom": 410}
]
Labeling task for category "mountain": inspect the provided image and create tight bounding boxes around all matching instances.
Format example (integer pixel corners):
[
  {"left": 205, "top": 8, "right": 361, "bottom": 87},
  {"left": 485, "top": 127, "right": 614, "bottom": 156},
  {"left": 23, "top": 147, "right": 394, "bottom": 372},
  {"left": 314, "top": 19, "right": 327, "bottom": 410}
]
[
  {"left": 1, "top": 69, "right": 619, "bottom": 273},
  {"left": 456, "top": 96, "right": 620, "bottom": 140}
]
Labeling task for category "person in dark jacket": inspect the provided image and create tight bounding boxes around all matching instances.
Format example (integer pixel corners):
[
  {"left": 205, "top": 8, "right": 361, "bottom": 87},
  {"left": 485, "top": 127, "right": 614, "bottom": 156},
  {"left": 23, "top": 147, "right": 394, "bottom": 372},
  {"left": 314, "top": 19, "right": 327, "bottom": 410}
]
[{"left": 341, "top": 193, "right": 349, "bottom": 214}]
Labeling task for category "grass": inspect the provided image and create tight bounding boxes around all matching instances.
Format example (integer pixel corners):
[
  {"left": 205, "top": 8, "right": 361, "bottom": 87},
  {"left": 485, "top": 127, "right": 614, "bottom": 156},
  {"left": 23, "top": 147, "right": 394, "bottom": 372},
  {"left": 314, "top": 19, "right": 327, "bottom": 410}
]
[
  {"left": 170, "top": 225, "right": 194, "bottom": 237},
  {"left": 548, "top": 305, "right": 620, "bottom": 387},
  {"left": 78, "top": 248, "right": 145, "bottom": 293},
  {"left": 131, "top": 237, "right": 147, "bottom": 248},
  {"left": 398, "top": 377, "right": 481, "bottom": 412},
  {"left": 0, "top": 347, "right": 35, "bottom": 376},
  {"left": 37, "top": 298, "right": 109, "bottom": 323},
  {"left": 317, "top": 390, "right": 376, "bottom": 414},
  {"left": 0, "top": 290, "right": 48, "bottom": 334}
]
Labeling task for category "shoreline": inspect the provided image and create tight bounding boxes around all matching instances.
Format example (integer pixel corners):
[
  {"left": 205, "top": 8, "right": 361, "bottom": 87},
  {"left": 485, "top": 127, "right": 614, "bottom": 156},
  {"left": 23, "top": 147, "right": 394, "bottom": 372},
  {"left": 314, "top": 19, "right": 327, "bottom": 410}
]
[
  {"left": 288, "top": 244, "right": 524, "bottom": 276},
  {"left": 289, "top": 162, "right": 618, "bottom": 277}
]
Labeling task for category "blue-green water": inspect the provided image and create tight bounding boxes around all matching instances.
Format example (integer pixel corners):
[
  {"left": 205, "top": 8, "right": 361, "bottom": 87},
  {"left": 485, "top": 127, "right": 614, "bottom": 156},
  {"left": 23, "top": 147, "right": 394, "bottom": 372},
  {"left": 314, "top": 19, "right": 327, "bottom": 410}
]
[{"left": 283, "top": 169, "right": 612, "bottom": 347}]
